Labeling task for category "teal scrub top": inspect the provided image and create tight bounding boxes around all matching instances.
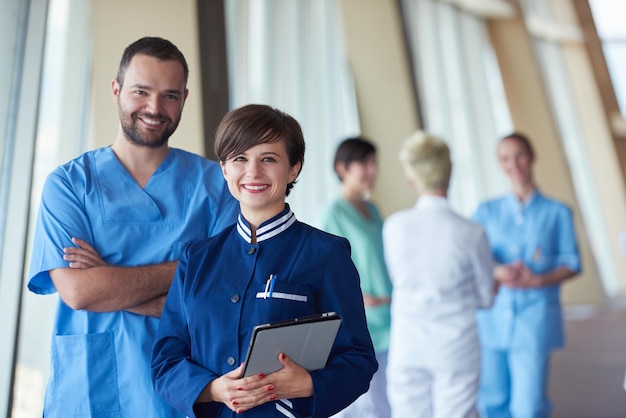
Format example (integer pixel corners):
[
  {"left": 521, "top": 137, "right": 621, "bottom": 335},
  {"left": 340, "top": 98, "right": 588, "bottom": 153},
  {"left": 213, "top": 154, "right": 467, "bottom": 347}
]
[{"left": 319, "top": 197, "right": 392, "bottom": 353}]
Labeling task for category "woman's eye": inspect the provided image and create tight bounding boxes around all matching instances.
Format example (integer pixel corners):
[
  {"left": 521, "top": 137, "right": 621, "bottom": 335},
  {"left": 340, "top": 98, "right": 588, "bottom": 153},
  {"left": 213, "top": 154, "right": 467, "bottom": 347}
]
[
  {"left": 262, "top": 157, "right": 276, "bottom": 162},
  {"left": 233, "top": 156, "right": 246, "bottom": 162}
]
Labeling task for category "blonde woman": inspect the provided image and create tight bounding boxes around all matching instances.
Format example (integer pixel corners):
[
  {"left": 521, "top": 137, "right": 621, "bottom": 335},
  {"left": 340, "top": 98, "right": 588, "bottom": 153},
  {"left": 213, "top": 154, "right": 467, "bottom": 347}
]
[{"left": 383, "top": 131, "right": 494, "bottom": 418}]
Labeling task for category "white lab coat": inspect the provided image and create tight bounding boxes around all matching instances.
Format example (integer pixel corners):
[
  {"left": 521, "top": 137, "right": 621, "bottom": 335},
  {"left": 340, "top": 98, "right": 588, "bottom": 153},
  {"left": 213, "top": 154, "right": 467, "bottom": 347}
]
[{"left": 382, "top": 196, "right": 494, "bottom": 418}]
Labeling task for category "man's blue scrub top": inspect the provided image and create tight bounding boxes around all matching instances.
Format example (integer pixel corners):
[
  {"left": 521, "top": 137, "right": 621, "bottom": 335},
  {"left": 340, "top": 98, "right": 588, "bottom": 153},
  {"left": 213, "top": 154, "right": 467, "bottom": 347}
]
[
  {"left": 472, "top": 190, "right": 581, "bottom": 351},
  {"left": 28, "top": 147, "right": 238, "bottom": 417},
  {"left": 152, "top": 206, "right": 378, "bottom": 418}
]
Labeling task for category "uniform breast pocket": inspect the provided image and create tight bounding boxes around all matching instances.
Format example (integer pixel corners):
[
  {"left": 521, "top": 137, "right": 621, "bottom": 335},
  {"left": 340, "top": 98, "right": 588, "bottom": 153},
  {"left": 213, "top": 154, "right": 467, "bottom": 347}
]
[{"left": 256, "top": 283, "right": 314, "bottom": 319}]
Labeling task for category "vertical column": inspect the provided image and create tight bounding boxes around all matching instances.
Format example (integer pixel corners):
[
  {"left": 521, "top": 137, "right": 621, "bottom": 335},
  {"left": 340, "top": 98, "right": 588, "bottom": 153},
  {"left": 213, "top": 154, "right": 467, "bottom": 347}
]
[
  {"left": 0, "top": 0, "right": 48, "bottom": 415},
  {"left": 338, "top": 0, "right": 421, "bottom": 216}
]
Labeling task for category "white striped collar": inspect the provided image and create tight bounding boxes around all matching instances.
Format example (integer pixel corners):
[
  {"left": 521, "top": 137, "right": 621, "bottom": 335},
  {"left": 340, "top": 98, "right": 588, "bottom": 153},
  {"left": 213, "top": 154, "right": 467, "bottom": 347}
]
[{"left": 237, "top": 206, "right": 297, "bottom": 243}]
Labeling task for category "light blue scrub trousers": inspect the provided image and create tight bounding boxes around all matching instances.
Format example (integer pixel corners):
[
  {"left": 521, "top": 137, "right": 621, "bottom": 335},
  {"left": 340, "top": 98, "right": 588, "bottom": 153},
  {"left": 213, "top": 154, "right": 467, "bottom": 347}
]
[{"left": 478, "top": 347, "right": 551, "bottom": 418}]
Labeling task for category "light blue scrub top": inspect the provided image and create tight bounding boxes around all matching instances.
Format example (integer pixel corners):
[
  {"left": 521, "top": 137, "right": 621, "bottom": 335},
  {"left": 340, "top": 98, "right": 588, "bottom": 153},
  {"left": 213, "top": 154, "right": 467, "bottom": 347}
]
[
  {"left": 28, "top": 147, "right": 238, "bottom": 417},
  {"left": 472, "top": 190, "right": 581, "bottom": 351}
]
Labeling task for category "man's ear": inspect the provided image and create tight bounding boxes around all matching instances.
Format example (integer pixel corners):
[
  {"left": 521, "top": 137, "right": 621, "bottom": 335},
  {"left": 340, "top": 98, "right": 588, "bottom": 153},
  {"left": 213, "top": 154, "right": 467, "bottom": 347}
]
[
  {"left": 111, "top": 78, "right": 122, "bottom": 104},
  {"left": 181, "top": 88, "right": 189, "bottom": 110}
]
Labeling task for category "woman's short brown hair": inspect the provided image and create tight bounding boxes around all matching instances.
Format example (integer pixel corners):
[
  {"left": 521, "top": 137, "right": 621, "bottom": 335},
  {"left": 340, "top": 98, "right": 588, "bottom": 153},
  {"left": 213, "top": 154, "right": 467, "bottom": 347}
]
[{"left": 215, "top": 104, "right": 305, "bottom": 196}]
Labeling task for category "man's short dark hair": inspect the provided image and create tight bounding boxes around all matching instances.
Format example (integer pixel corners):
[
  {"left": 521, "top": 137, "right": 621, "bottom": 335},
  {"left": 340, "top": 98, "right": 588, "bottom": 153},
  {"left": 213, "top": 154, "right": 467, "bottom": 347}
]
[{"left": 116, "top": 37, "right": 189, "bottom": 88}]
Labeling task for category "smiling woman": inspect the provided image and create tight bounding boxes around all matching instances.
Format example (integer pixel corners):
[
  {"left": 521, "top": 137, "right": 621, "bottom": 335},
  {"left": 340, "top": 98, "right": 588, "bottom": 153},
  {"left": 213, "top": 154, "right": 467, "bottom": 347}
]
[
  {"left": 215, "top": 105, "right": 304, "bottom": 229},
  {"left": 151, "top": 104, "right": 377, "bottom": 418}
]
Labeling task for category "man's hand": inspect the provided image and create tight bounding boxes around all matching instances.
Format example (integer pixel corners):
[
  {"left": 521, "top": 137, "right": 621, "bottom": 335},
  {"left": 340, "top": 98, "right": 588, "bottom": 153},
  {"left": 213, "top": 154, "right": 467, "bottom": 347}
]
[
  {"left": 64, "top": 237, "right": 107, "bottom": 268},
  {"left": 50, "top": 238, "right": 177, "bottom": 315}
]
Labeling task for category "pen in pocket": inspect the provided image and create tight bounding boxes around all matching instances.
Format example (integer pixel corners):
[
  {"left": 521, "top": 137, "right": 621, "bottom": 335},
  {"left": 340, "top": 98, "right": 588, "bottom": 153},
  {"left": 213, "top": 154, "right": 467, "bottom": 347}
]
[{"left": 264, "top": 274, "right": 276, "bottom": 299}]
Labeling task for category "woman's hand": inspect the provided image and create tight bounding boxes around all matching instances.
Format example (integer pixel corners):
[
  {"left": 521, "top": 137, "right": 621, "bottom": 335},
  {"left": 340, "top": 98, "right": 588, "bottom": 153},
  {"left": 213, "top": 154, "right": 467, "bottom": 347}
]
[
  {"left": 496, "top": 262, "right": 542, "bottom": 288},
  {"left": 199, "top": 364, "right": 276, "bottom": 414},
  {"left": 197, "top": 354, "right": 313, "bottom": 414},
  {"left": 63, "top": 237, "right": 107, "bottom": 268},
  {"left": 265, "top": 353, "right": 314, "bottom": 400}
]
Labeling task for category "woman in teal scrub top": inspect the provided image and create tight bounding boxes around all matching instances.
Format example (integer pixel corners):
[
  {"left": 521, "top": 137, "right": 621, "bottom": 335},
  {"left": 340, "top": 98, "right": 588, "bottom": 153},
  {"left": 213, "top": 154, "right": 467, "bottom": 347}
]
[{"left": 319, "top": 137, "right": 392, "bottom": 418}]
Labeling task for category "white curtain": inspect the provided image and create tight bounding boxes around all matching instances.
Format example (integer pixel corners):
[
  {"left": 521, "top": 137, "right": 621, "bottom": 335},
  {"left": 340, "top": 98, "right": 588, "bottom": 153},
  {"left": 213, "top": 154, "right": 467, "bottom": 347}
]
[
  {"left": 401, "top": 0, "right": 513, "bottom": 216},
  {"left": 224, "top": 0, "right": 361, "bottom": 226}
]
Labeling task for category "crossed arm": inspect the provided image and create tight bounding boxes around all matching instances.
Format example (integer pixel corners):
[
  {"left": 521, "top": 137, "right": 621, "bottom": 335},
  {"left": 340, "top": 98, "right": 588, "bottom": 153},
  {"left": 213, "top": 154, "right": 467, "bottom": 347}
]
[{"left": 50, "top": 238, "right": 176, "bottom": 317}]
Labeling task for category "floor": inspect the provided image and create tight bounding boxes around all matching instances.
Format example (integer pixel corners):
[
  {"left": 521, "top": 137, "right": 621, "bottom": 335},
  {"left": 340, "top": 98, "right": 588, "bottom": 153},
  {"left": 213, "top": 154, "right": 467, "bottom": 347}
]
[{"left": 549, "top": 302, "right": 626, "bottom": 418}]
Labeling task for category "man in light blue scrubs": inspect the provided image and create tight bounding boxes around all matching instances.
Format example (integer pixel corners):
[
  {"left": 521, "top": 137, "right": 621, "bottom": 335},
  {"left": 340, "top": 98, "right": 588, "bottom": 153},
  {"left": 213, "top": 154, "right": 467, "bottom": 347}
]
[
  {"left": 473, "top": 132, "right": 581, "bottom": 418},
  {"left": 27, "top": 37, "right": 238, "bottom": 417}
]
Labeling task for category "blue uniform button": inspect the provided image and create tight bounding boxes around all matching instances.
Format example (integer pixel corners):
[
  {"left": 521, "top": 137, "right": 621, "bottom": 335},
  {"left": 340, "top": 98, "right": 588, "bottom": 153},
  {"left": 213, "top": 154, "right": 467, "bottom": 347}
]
[
  {"left": 248, "top": 247, "right": 256, "bottom": 255},
  {"left": 231, "top": 294, "right": 240, "bottom": 303},
  {"left": 227, "top": 356, "right": 236, "bottom": 366}
]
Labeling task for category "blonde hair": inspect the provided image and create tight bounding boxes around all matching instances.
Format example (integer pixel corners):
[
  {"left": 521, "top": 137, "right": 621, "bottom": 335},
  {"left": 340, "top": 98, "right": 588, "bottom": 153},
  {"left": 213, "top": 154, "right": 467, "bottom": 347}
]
[{"left": 399, "top": 131, "right": 452, "bottom": 191}]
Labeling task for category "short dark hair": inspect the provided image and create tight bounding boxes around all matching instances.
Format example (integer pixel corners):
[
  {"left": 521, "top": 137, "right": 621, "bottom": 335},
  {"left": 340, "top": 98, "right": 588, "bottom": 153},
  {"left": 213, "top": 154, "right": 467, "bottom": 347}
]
[
  {"left": 215, "top": 104, "right": 305, "bottom": 196},
  {"left": 333, "top": 136, "right": 376, "bottom": 181},
  {"left": 501, "top": 131, "right": 535, "bottom": 159},
  {"left": 116, "top": 37, "right": 189, "bottom": 88}
]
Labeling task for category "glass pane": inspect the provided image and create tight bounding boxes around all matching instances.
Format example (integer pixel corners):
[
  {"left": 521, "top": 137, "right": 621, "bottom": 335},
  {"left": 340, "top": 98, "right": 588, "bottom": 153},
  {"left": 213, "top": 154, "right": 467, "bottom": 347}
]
[
  {"left": 0, "top": 0, "right": 25, "bottom": 242},
  {"left": 603, "top": 43, "right": 626, "bottom": 112},
  {"left": 589, "top": 0, "right": 626, "bottom": 116},
  {"left": 589, "top": 0, "right": 626, "bottom": 39},
  {"left": 12, "top": 0, "right": 91, "bottom": 416}
]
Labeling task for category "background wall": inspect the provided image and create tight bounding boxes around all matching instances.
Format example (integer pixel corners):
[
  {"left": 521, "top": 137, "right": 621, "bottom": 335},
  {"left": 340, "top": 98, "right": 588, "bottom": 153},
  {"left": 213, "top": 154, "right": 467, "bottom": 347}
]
[
  {"left": 339, "top": 0, "right": 420, "bottom": 217},
  {"left": 90, "top": 0, "right": 204, "bottom": 154}
]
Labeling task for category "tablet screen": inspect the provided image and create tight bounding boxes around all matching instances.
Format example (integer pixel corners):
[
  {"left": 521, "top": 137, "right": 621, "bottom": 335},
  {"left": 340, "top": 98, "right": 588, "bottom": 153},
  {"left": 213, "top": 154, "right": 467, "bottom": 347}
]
[{"left": 241, "top": 312, "right": 342, "bottom": 377}]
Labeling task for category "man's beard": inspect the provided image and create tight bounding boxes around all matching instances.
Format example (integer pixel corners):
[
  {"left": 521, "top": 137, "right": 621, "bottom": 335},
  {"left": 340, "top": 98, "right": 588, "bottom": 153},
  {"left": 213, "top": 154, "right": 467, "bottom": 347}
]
[{"left": 119, "top": 108, "right": 180, "bottom": 148}]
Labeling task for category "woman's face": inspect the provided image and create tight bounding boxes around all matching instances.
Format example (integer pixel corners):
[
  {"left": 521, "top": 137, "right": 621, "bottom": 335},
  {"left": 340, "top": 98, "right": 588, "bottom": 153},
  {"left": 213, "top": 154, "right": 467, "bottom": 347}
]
[
  {"left": 497, "top": 137, "right": 534, "bottom": 186},
  {"left": 221, "top": 139, "right": 300, "bottom": 223},
  {"left": 338, "top": 153, "right": 378, "bottom": 194}
]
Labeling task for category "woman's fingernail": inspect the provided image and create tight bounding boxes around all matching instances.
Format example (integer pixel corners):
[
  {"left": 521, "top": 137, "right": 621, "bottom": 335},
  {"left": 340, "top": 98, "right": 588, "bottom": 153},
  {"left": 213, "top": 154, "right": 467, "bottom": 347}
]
[
  {"left": 267, "top": 385, "right": 274, "bottom": 391},
  {"left": 258, "top": 373, "right": 265, "bottom": 379},
  {"left": 269, "top": 394, "right": 277, "bottom": 400}
]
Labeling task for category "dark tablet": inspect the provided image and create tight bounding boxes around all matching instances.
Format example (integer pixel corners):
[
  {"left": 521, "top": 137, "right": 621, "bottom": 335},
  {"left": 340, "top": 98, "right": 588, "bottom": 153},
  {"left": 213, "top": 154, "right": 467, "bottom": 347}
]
[{"left": 240, "top": 312, "right": 342, "bottom": 377}]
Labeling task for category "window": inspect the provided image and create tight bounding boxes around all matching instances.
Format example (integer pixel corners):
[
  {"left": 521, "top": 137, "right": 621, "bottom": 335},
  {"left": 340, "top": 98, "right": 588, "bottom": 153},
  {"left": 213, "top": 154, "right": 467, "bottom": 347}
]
[
  {"left": 11, "top": 0, "right": 92, "bottom": 416},
  {"left": 224, "top": 0, "right": 360, "bottom": 226},
  {"left": 589, "top": 0, "right": 626, "bottom": 114},
  {"left": 401, "top": 0, "right": 513, "bottom": 216}
]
